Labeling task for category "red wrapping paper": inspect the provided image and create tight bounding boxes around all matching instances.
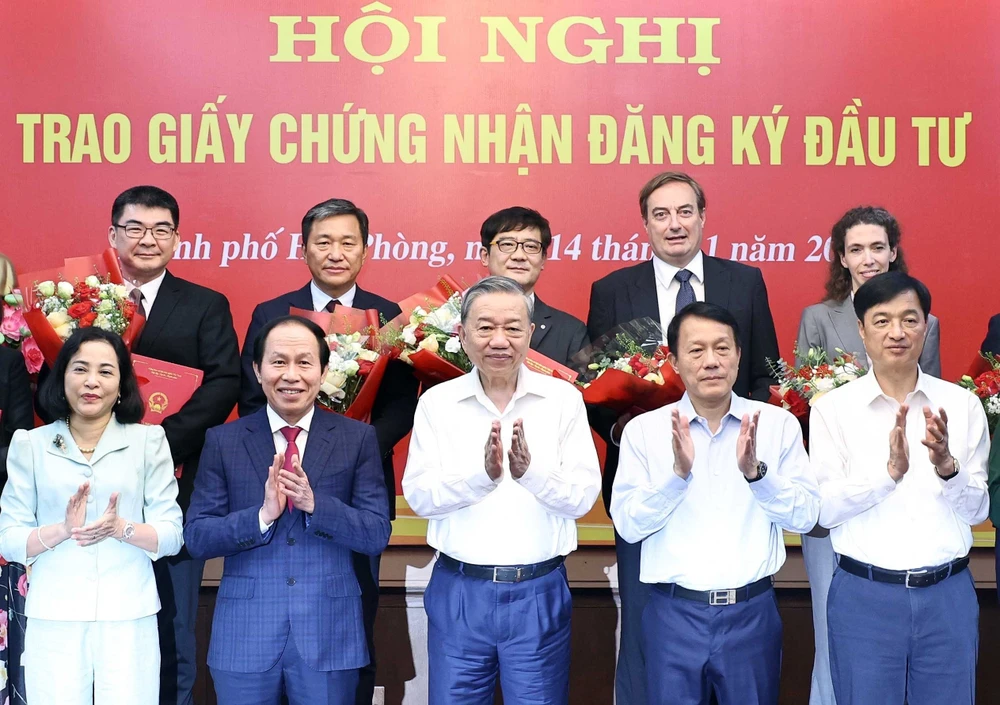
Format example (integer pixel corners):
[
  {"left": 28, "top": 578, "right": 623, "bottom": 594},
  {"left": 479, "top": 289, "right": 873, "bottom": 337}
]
[
  {"left": 581, "top": 366, "right": 685, "bottom": 414},
  {"left": 289, "top": 306, "right": 381, "bottom": 350}
]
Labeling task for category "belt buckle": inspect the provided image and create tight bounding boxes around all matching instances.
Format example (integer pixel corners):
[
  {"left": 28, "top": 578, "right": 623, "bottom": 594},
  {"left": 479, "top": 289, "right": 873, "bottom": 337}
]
[
  {"left": 709, "top": 589, "right": 737, "bottom": 606},
  {"left": 904, "top": 568, "right": 928, "bottom": 589},
  {"left": 493, "top": 566, "right": 523, "bottom": 583}
]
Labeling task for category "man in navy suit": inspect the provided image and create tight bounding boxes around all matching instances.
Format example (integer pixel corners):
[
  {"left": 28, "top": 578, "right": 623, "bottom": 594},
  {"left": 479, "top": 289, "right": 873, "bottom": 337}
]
[
  {"left": 238, "top": 198, "right": 417, "bottom": 703},
  {"left": 587, "top": 172, "right": 779, "bottom": 705},
  {"left": 107, "top": 185, "right": 242, "bottom": 705},
  {"left": 479, "top": 206, "right": 589, "bottom": 367},
  {"left": 186, "top": 315, "right": 391, "bottom": 705}
]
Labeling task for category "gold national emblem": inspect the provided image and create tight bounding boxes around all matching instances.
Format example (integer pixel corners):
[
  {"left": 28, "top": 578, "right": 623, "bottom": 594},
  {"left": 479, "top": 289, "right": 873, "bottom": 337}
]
[{"left": 148, "top": 392, "right": 169, "bottom": 414}]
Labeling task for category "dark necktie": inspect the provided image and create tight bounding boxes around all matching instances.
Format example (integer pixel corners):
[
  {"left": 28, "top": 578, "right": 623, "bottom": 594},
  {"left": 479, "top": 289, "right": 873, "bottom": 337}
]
[
  {"left": 324, "top": 299, "right": 341, "bottom": 313},
  {"left": 280, "top": 426, "right": 301, "bottom": 513},
  {"left": 674, "top": 269, "right": 695, "bottom": 316},
  {"left": 129, "top": 288, "right": 147, "bottom": 318}
]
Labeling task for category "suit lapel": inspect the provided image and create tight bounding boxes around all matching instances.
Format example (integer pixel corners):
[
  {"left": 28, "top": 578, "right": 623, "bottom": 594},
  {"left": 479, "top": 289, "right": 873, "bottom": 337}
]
[
  {"left": 531, "top": 297, "right": 554, "bottom": 348},
  {"left": 829, "top": 298, "right": 865, "bottom": 358},
  {"left": 287, "top": 282, "right": 314, "bottom": 311},
  {"left": 626, "top": 261, "right": 660, "bottom": 324},
  {"left": 702, "top": 256, "right": 732, "bottom": 310},
  {"left": 242, "top": 409, "right": 276, "bottom": 486},
  {"left": 136, "top": 270, "right": 181, "bottom": 352},
  {"left": 301, "top": 407, "right": 338, "bottom": 487}
]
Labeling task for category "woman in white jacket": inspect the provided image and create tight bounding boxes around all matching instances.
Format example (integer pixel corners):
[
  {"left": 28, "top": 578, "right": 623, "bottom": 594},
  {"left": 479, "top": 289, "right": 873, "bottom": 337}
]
[{"left": 0, "top": 326, "right": 183, "bottom": 705}]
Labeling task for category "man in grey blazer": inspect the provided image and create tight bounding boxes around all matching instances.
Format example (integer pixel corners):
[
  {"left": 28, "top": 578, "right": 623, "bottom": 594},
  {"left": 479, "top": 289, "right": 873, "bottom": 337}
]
[{"left": 479, "top": 207, "right": 588, "bottom": 367}]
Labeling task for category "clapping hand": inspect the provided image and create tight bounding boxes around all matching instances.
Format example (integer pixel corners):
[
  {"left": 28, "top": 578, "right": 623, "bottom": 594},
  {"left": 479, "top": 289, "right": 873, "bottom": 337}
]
[
  {"left": 261, "top": 452, "right": 287, "bottom": 524},
  {"left": 279, "top": 453, "right": 315, "bottom": 514},
  {"left": 485, "top": 421, "right": 504, "bottom": 481},
  {"left": 671, "top": 408, "right": 694, "bottom": 479},
  {"left": 887, "top": 405, "right": 910, "bottom": 482},
  {"left": 921, "top": 406, "right": 955, "bottom": 476},
  {"left": 72, "top": 492, "right": 121, "bottom": 547},
  {"left": 63, "top": 482, "right": 90, "bottom": 539},
  {"left": 508, "top": 419, "right": 531, "bottom": 479},
  {"left": 737, "top": 411, "right": 761, "bottom": 479}
]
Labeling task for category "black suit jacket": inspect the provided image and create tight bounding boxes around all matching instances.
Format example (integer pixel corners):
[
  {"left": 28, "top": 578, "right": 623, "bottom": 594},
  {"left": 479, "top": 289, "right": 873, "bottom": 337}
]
[
  {"left": 586, "top": 256, "right": 779, "bottom": 513},
  {"left": 0, "top": 346, "right": 34, "bottom": 485},
  {"left": 982, "top": 314, "right": 1000, "bottom": 357},
  {"left": 131, "top": 270, "right": 241, "bottom": 513},
  {"left": 238, "top": 282, "right": 419, "bottom": 519},
  {"left": 530, "top": 296, "right": 589, "bottom": 368}
]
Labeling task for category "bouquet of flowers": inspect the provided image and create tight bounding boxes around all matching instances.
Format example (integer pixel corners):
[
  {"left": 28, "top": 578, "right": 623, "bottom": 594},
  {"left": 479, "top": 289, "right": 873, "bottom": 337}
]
[
  {"left": 571, "top": 317, "right": 685, "bottom": 413},
  {"left": 383, "top": 276, "right": 472, "bottom": 386},
  {"left": 19, "top": 249, "right": 144, "bottom": 364},
  {"left": 1, "top": 288, "right": 44, "bottom": 374},
  {"left": 767, "top": 346, "right": 867, "bottom": 419},
  {"left": 318, "top": 332, "right": 388, "bottom": 423},
  {"left": 959, "top": 352, "right": 1000, "bottom": 435}
]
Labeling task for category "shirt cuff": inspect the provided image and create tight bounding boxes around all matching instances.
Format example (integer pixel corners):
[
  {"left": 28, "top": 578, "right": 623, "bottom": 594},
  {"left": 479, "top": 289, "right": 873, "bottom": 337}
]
[
  {"left": 747, "top": 468, "right": 781, "bottom": 499},
  {"left": 938, "top": 462, "right": 971, "bottom": 493},
  {"left": 874, "top": 467, "right": 898, "bottom": 497},
  {"left": 658, "top": 470, "right": 691, "bottom": 496},
  {"left": 465, "top": 467, "right": 502, "bottom": 494},
  {"left": 258, "top": 508, "right": 274, "bottom": 536}
]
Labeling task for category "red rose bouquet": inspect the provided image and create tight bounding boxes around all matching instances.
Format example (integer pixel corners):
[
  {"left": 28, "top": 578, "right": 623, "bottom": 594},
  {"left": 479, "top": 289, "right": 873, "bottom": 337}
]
[{"left": 960, "top": 353, "right": 1000, "bottom": 435}]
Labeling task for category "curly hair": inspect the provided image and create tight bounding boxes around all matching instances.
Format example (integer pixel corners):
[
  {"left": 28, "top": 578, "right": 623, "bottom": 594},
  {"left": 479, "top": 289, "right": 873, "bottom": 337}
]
[{"left": 823, "top": 206, "right": 908, "bottom": 302}]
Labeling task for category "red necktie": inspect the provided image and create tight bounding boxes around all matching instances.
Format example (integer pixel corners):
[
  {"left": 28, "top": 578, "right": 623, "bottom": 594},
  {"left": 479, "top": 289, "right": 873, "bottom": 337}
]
[
  {"left": 280, "top": 426, "right": 301, "bottom": 513},
  {"left": 324, "top": 299, "right": 340, "bottom": 313},
  {"left": 129, "top": 288, "right": 147, "bottom": 318}
]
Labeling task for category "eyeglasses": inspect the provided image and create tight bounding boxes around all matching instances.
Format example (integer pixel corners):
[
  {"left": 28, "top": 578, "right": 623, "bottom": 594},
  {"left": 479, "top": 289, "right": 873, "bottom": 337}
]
[
  {"left": 114, "top": 223, "right": 177, "bottom": 240},
  {"left": 492, "top": 238, "right": 543, "bottom": 255}
]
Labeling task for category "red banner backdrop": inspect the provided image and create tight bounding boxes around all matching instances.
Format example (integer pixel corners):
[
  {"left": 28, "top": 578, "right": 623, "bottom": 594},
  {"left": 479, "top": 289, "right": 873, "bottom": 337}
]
[{"left": 2, "top": 2, "right": 997, "bottom": 543}]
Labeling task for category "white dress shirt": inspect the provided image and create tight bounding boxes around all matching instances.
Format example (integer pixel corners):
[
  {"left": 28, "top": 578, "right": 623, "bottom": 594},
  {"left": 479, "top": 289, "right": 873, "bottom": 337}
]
[
  {"left": 124, "top": 269, "right": 167, "bottom": 315},
  {"left": 810, "top": 368, "right": 989, "bottom": 570},
  {"left": 611, "top": 393, "right": 819, "bottom": 590},
  {"left": 652, "top": 251, "right": 706, "bottom": 338},
  {"left": 259, "top": 405, "right": 315, "bottom": 533},
  {"left": 311, "top": 280, "right": 357, "bottom": 311},
  {"left": 402, "top": 366, "right": 601, "bottom": 565}
]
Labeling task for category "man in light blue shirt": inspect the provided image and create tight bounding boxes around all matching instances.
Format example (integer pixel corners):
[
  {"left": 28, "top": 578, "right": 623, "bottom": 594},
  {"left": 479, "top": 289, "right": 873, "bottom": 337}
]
[{"left": 611, "top": 302, "right": 819, "bottom": 705}]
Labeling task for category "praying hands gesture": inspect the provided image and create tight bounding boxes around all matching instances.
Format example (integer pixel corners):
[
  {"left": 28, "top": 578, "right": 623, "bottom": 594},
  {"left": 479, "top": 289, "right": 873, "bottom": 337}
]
[
  {"left": 72, "top": 492, "right": 121, "bottom": 546},
  {"left": 484, "top": 419, "right": 532, "bottom": 481}
]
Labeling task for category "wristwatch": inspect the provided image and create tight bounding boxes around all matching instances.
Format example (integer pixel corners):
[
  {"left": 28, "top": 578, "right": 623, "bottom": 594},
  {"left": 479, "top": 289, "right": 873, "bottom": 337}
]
[
  {"left": 120, "top": 521, "right": 136, "bottom": 542},
  {"left": 936, "top": 456, "right": 960, "bottom": 481},
  {"left": 746, "top": 460, "right": 768, "bottom": 483}
]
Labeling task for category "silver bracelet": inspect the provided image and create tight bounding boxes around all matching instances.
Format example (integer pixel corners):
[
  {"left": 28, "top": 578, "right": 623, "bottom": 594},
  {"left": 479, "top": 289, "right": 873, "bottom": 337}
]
[{"left": 36, "top": 526, "right": 55, "bottom": 552}]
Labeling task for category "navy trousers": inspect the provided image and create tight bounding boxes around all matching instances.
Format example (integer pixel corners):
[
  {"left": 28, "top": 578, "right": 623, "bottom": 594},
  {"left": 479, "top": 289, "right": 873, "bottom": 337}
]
[
  {"left": 154, "top": 547, "right": 205, "bottom": 705},
  {"left": 211, "top": 633, "right": 359, "bottom": 705},
  {"left": 615, "top": 529, "right": 650, "bottom": 705},
  {"left": 827, "top": 567, "right": 978, "bottom": 705},
  {"left": 642, "top": 585, "right": 782, "bottom": 705},
  {"left": 424, "top": 558, "right": 572, "bottom": 704}
]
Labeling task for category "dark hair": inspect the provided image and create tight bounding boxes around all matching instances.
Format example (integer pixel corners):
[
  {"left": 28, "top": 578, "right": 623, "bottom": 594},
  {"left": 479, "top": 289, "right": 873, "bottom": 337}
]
[
  {"left": 38, "top": 327, "right": 144, "bottom": 424},
  {"left": 853, "top": 271, "right": 931, "bottom": 322},
  {"left": 479, "top": 207, "right": 553, "bottom": 255},
  {"left": 639, "top": 171, "right": 706, "bottom": 220},
  {"left": 111, "top": 186, "right": 179, "bottom": 228},
  {"left": 824, "top": 206, "right": 908, "bottom": 302},
  {"left": 301, "top": 198, "right": 369, "bottom": 247},
  {"left": 252, "top": 316, "right": 330, "bottom": 370},
  {"left": 667, "top": 302, "right": 741, "bottom": 354}
]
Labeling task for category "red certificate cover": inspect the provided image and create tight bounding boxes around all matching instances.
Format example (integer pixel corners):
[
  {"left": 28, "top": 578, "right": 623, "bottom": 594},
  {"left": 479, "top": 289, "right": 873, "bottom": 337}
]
[{"left": 131, "top": 354, "right": 204, "bottom": 425}]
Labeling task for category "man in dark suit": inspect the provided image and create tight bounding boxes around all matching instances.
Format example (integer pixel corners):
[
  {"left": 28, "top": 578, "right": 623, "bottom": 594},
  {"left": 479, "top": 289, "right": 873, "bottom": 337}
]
[
  {"left": 587, "top": 172, "right": 779, "bottom": 705},
  {"left": 479, "top": 206, "right": 588, "bottom": 367},
  {"left": 238, "top": 198, "right": 417, "bottom": 704},
  {"left": 0, "top": 345, "right": 33, "bottom": 481},
  {"left": 982, "top": 314, "right": 1000, "bottom": 356},
  {"left": 186, "top": 315, "right": 391, "bottom": 705},
  {"left": 108, "top": 185, "right": 241, "bottom": 705}
]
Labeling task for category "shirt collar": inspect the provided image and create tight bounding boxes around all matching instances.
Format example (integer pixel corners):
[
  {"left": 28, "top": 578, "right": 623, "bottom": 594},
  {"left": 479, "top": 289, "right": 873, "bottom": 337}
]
[
  {"left": 677, "top": 390, "right": 746, "bottom": 428},
  {"left": 265, "top": 404, "right": 316, "bottom": 435},
  {"left": 652, "top": 250, "right": 704, "bottom": 289},
  {"left": 310, "top": 280, "right": 357, "bottom": 311},
  {"left": 858, "top": 365, "right": 932, "bottom": 407},
  {"left": 126, "top": 269, "right": 166, "bottom": 299},
  {"left": 456, "top": 364, "right": 547, "bottom": 407}
]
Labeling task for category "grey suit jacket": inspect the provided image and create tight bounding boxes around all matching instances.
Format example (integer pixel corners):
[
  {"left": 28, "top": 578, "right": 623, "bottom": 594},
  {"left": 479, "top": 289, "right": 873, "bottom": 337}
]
[{"left": 796, "top": 298, "right": 941, "bottom": 376}]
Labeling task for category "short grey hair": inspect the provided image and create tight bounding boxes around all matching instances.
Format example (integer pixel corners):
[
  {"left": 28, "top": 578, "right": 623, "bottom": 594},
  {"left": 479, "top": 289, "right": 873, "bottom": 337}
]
[
  {"left": 460, "top": 276, "right": 534, "bottom": 325},
  {"left": 301, "top": 198, "right": 369, "bottom": 244}
]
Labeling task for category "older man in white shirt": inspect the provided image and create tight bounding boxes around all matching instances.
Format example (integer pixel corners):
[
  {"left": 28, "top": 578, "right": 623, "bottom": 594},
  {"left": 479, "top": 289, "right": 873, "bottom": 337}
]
[
  {"left": 810, "top": 271, "right": 988, "bottom": 705},
  {"left": 611, "top": 301, "right": 819, "bottom": 705},
  {"left": 403, "top": 276, "right": 600, "bottom": 705}
]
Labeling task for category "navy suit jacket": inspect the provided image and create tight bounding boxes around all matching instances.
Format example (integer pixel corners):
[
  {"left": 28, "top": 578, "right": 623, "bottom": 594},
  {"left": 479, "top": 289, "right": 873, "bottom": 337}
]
[
  {"left": 238, "top": 282, "right": 419, "bottom": 519},
  {"left": 531, "top": 295, "right": 589, "bottom": 368},
  {"left": 982, "top": 314, "right": 1000, "bottom": 357},
  {"left": 184, "top": 407, "right": 391, "bottom": 673},
  {"left": 587, "top": 256, "right": 779, "bottom": 513},
  {"left": 0, "top": 346, "right": 34, "bottom": 485}
]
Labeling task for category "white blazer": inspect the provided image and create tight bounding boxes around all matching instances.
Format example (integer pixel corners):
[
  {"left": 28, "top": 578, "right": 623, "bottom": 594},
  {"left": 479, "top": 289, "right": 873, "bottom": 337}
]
[{"left": 0, "top": 419, "right": 183, "bottom": 621}]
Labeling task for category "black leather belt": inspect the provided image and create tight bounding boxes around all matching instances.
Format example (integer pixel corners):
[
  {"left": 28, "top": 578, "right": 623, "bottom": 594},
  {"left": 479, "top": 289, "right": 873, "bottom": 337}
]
[
  {"left": 837, "top": 554, "right": 969, "bottom": 589},
  {"left": 653, "top": 576, "right": 773, "bottom": 606},
  {"left": 437, "top": 554, "right": 564, "bottom": 583}
]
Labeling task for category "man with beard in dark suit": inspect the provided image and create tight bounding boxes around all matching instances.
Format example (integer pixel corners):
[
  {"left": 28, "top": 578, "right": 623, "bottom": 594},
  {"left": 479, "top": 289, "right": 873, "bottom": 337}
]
[
  {"left": 587, "top": 172, "right": 779, "bottom": 705},
  {"left": 238, "top": 197, "right": 418, "bottom": 705},
  {"left": 108, "top": 185, "right": 242, "bottom": 705},
  {"left": 479, "top": 206, "right": 588, "bottom": 367}
]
